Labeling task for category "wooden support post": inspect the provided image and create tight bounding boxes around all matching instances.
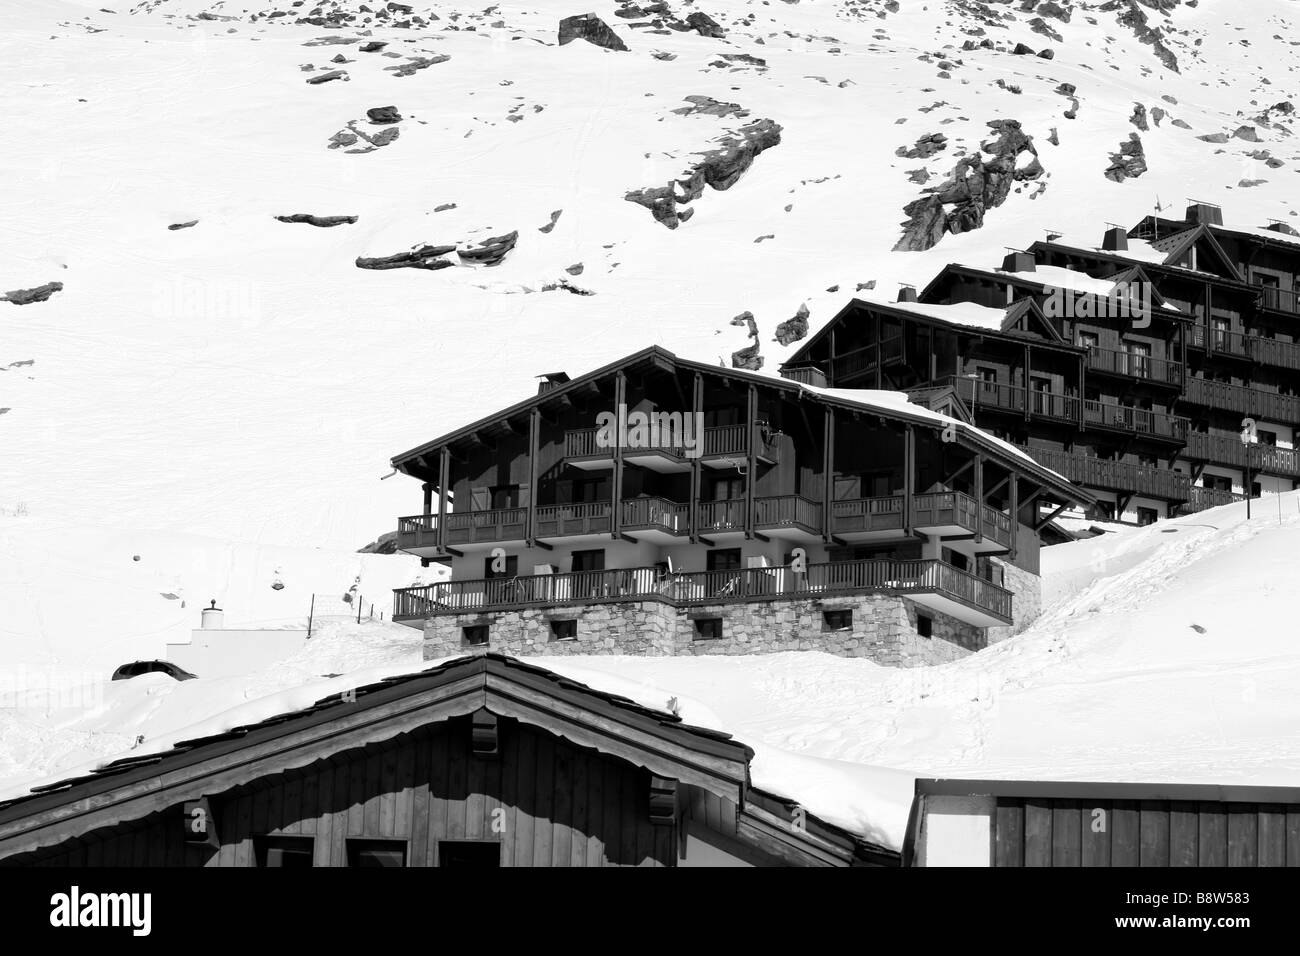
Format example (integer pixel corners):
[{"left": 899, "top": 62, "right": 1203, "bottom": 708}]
[
  {"left": 526, "top": 408, "right": 540, "bottom": 546},
  {"left": 822, "top": 406, "right": 835, "bottom": 542},
  {"left": 612, "top": 371, "right": 626, "bottom": 538},
  {"left": 974, "top": 452, "right": 984, "bottom": 544},
  {"left": 1008, "top": 472, "right": 1019, "bottom": 561},
  {"left": 437, "top": 446, "right": 450, "bottom": 555},
  {"left": 744, "top": 384, "right": 757, "bottom": 539},
  {"left": 903, "top": 424, "right": 915, "bottom": 537},
  {"left": 690, "top": 372, "right": 703, "bottom": 542}
]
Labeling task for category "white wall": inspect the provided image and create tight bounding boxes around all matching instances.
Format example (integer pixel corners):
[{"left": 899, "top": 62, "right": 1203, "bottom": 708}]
[{"left": 915, "top": 795, "right": 995, "bottom": 867}]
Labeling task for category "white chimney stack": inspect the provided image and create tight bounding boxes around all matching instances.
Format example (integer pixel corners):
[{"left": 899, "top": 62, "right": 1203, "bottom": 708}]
[{"left": 201, "top": 599, "right": 225, "bottom": 630}]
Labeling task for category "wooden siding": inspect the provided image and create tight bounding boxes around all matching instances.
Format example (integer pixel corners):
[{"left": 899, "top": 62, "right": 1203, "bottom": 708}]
[
  {"left": 993, "top": 796, "right": 1300, "bottom": 867},
  {"left": 7, "top": 716, "right": 676, "bottom": 868}
]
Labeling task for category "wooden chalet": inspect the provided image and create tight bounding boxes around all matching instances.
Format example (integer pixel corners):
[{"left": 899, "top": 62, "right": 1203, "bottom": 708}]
[
  {"left": 388, "top": 346, "right": 1088, "bottom": 663},
  {"left": 0, "top": 653, "right": 896, "bottom": 867},
  {"left": 782, "top": 202, "right": 1300, "bottom": 526},
  {"left": 906, "top": 777, "right": 1300, "bottom": 867}
]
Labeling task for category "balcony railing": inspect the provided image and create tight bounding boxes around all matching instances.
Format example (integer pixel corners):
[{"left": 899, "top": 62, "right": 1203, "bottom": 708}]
[
  {"left": 948, "top": 377, "right": 1079, "bottom": 423},
  {"left": 1085, "top": 346, "right": 1182, "bottom": 385},
  {"left": 422, "top": 507, "right": 527, "bottom": 547},
  {"left": 620, "top": 496, "right": 689, "bottom": 534},
  {"left": 1082, "top": 400, "right": 1188, "bottom": 441},
  {"left": 1183, "top": 379, "right": 1300, "bottom": 421},
  {"left": 1189, "top": 325, "right": 1252, "bottom": 358},
  {"left": 392, "top": 558, "right": 1013, "bottom": 624},
  {"left": 752, "top": 495, "right": 822, "bottom": 532},
  {"left": 1185, "top": 433, "right": 1300, "bottom": 477},
  {"left": 828, "top": 335, "right": 904, "bottom": 383},
  {"left": 1173, "top": 486, "right": 1246, "bottom": 516},
  {"left": 1258, "top": 285, "right": 1300, "bottom": 316},
  {"left": 534, "top": 502, "right": 612, "bottom": 537},
  {"left": 1248, "top": 335, "right": 1300, "bottom": 371},
  {"left": 1019, "top": 446, "right": 1191, "bottom": 501},
  {"left": 829, "top": 495, "right": 903, "bottom": 534},
  {"left": 696, "top": 499, "right": 747, "bottom": 532}
]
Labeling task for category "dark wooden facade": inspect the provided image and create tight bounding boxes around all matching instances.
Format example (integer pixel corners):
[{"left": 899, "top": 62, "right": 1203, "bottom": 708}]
[
  {"left": 784, "top": 203, "right": 1300, "bottom": 524},
  {"left": 0, "top": 654, "right": 895, "bottom": 868},
  {"left": 906, "top": 778, "right": 1300, "bottom": 867}
]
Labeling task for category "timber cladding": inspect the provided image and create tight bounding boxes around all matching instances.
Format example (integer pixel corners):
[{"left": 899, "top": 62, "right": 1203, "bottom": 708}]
[{"left": 906, "top": 779, "right": 1300, "bottom": 867}]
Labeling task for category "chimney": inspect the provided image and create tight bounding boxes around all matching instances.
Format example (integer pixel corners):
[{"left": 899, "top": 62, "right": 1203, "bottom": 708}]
[
  {"left": 1266, "top": 221, "right": 1300, "bottom": 237},
  {"left": 1185, "top": 202, "right": 1223, "bottom": 226},
  {"left": 1102, "top": 226, "right": 1129, "bottom": 251},
  {"left": 897, "top": 285, "right": 918, "bottom": 303},
  {"left": 536, "top": 371, "right": 570, "bottom": 395},
  {"left": 1001, "top": 251, "right": 1036, "bottom": 273},
  {"left": 200, "top": 599, "right": 224, "bottom": 630}
]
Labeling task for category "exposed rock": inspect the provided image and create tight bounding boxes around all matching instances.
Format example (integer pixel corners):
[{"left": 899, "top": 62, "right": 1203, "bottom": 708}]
[
  {"left": 457, "top": 231, "right": 519, "bottom": 266},
  {"left": 275, "top": 214, "right": 358, "bottom": 227},
  {"left": 328, "top": 130, "right": 360, "bottom": 149},
  {"left": 386, "top": 54, "right": 450, "bottom": 77},
  {"left": 1103, "top": 0, "right": 1179, "bottom": 73},
  {"left": 358, "top": 530, "right": 400, "bottom": 554},
  {"left": 1012, "top": 42, "right": 1036, "bottom": 55},
  {"left": 434, "top": 203, "right": 457, "bottom": 213},
  {"left": 1233, "top": 125, "right": 1261, "bottom": 142},
  {"left": 1104, "top": 133, "right": 1147, "bottom": 182},
  {"left": 674, "top": 95, "right": 749, "bottom": 119},
  {"left": 538, "top": 209, "right": 563, "bottom": 233},
  {"left": 1130, "top": 103, "right": 1149, "bottom": 131},
  {"left": 1198, "top": 132, "right": 1230, "bottom": 144},
  {"left": 367, "top": 105, "right": 402, "bottom": 124},
  {"left": 1037, "top": 48, "right": 1055, "bottom": 59},
  {"left": 1151, "top": 107, "right": 1165, "bottom": 127},
  {"left": 1171, "top": 118, "right": 1192, "bottom": 130},
  {"left": 718, "top": 52, "right": 765, "bottom": 67},
  {"left": 355, "top": 245, "right": 457, "bottom": 270},
  {"left": 306, "top": 70, "right": 348, "bottom": 84},
  {"left": 685, "top": 11, "right": 725, "bottom": 37},
  {"left": 625, "top": 185, "right": 690, "bottom": 229},
  {"left": 731, "top": 342, "right": 763, "bottom": 371},
  {"left": 558, "top": 14, "right": 628, "bottom": 51},
  {"left": 168, "top": 220, "right": 198, "bottom": 231},
  {"left": 856, "top": 280, "right": 876, "bottom": 291},
  {"left": 2, "top": 282, "right": 63, "bottom": 305},
  {"left": 564, "top": 262, "right": 584, "bottom": 275},
  {"left": 896, "top": 132, "right": 947, "bottom": 159},
  {"left": 651, "top": 51, "right": 677, "bottom": 61},
  {"left": 359, "top": 41, "right": 388, "bottom": 52},
  {"left": 773, "top": 303, "right": 810, "bottom": 346}
]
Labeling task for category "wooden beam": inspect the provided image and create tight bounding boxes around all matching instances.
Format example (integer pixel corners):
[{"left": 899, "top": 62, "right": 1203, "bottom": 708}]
[
  {"left": 612, "top": 371, "right": 626, "bottom": 538},
  {"left": 1009, "top": 473, "right": 1019, "bottom": 561},
  {"left": 744, "top": 384, "right": 758, "bottom": 539},
  {"left": 903, "top": 424, "right": 915, "bottom": 537},
  {"left": 974, "top": 453, "right": 984, "bottom": 544},
  {"left": 437, "top": 447, "right": 450, "bottom": 555},
  {"left": 1035, "top": 501, "right": 1070, "bottom": 530},
  {"left": 689, "top": 373, "right": 703, "bottom": 542},
  {"left": 525, "top": 408, "right": 540, "bottom": 546},
  {"left": 822, "top": 407, "right": 835, "bottom": 542}
]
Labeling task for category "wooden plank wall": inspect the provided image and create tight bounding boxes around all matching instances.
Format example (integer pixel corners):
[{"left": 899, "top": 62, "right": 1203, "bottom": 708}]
[
  {"left": 7, "top": 715, "right": 676, "bottom": 867},
  {"left": 995, "top": 797, "right": 1300, "bottom": 866}
]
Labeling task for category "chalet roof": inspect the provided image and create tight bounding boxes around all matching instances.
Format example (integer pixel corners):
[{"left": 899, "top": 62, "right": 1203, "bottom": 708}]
[
  {"left": 1029, "top": 238, "right": 1258, "bottom": 293},
  {"left": 0, "top": 652, "right": 896, "bottom": 865},
  {"left": 392, "top": 343, "right": 1089, "bottom": 506},
  {"left": 924, "top": 262, "right": 1185, "bottom": 319}
]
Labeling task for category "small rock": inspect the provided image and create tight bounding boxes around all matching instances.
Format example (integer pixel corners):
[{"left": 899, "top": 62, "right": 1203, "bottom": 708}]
[
  {"left": 558, "top": 14, "right": 628, "bottom": 51},
  {"left": 367, "top": 105, "right": 403, "bottom": 124},
  {"left": 167, "top": 220, "right": 198, "bottom": 231},
  {"left": 2, "top": 282, "right": 64, "bottom": 305}
]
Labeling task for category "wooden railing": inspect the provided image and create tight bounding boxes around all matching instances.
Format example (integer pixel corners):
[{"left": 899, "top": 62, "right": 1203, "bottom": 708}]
[
  {"left": 392, "top": 558, "right": 1013, "bottom": 623},
  {"left": 752, "top": 495, "right": 822, "bottom": 531},
  {"left": 829, "top": 495, "right": 904, "bottom": 534},
  {"left": 1190, "top": 325, "right": 1252, "bottom": 358},
  {"left": 696, "top": 499, "right": 747, "bottom": 531},
  {"left": 443, "top": 508, "right": 528, "bottom": 547},
  {"left": 620, "top": 497, "right": 689, "bottom": 533},
  {"left": 564, "top": 427, "right": 609, "bottom": 459},
  {"left": 1183, "top": 379, "right": 1300, "bottom": 421},
  {"left": 702, "top": 424, "right": 747, "bottom": 458},
  {"left": 534, "top": 502, "right": 612, "bottom": 537},
  {"left": 1258, "top": 285, "right": 1300, "bottom": 316},
  {"left": 1085, "top": 346, "right": 1182, "bottom": 385},
  {"left": 831, "top": 345, "right": 877, "bottom": 382},
  {"left": 1174, "top": 486, "right": 1246, "bottom": 516},
  {"left": 1083, "top": 400, "right": 1188, "bottom": 441},
  {"left": 1185, "top": 433, "right": 1300, "bottom": 477},
  {"left": 1020, "top": 446, "right": 1191, "bottom": 501},
  {"left": 780, "top": 366, "right": 828, "bottom": 387},
  {"left": 1248, "top": 335, "right": 1300, "bottom": 371}
]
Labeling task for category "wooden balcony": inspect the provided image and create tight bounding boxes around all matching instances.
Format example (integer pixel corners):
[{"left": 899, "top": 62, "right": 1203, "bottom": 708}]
[
  {"left": 1189, "top": 325, "right": 1252, "bottom": 359},
  {"left": 1182, "top": 379, "right": 1300, "bottom": 421},
  {"left": 1184, "top": 433, "right": 1300, "bottom": 478},
  {"left": 752, "top": 495, "right": 822, "bottom": 538},
  {"left": 392, "top": 558, "right": 1013, "bottom": 628},
  {"left": 1173, "top": 486, "right": 1246, "bottom": 516},
  {"left": 620, "top": 497, "right": 689, "bottom": 537},
  {"left": 1248, "top": 335, "right": 1300, "bottom": 372},
  {"left": 1020, "top": 446, "right": 1191, "bottom": 502},
  {"left": 1084, "top": 346, "right": 1182, "bottom": 386},
  {"left": 830, "top": 493, "right": 1013, "bottom": 549},
  {"left": 1257, "top": 285, "right": 1300, "bottom": 316},
  {"left": 829, "top": 336, "right": 904, "bottom": 383},
  {"left": 1082, "top": 400, "right": 1188, "bottom": 442},
  {"left": 396, "top": 507, "right": 529, "bottom": 551},
  {"left": 947, "top": 377, "right": 1078, "bottom": 424},
  {"left": 534, "top": 502, "right": 612, "bottom": 539}
]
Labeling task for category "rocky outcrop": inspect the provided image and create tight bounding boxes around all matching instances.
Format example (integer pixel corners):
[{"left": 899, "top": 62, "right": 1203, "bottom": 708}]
[
  {"left": 896, "top": 132, "right": 947, "bottom": 159},
  {"left": 1104, "top": 133, "right": 1147, "bottom": 182},
  {"left": 538, "top": 209, "right": 563, "bottom": 233},
  {"left": 685, "top": 12, "right": 725, "bottom": 37},
  {"left": 275, "top": 214, "right": 358, "bottom": 227},
  {"left": 626, "top": 117, "right": 781, "bottom": 228},
  {"left": 356, "top": 245, "right": 457, "bottom": 270},
  {"left": 385, "top": 54, "right": 450, "bottom": 77},
  {"left": 773, "top": 303, "right": 810, "bottom": 346},
  {"left": 168, "top": 220, "right": 198, "bottom": 231},
  {"left": 2, "top": 282, "right": 63, "bottom": 305},
  {"left": 306, "top": 69, "right": 348, "bottom": 84},
  {"left": 457, "top": 231, "right": 519, "bottom": 266},
  {"left": 730, "top": 311, "right": 763, "bottom": 370},
  {"left": 558, "top": 14, "right": 628, "bottom": 51},
  {"left": 893, "top": 120, "right": 1043, "bottom": 252},
  {"left": 1100, "top": 0, "right": 1180, "bottom": 72},
  {"left": 367, "top": 106, "right": 402, "bottom": 124},
  {"left": 1130, "top": 103, "right": 1149, "bottom": 131},
  {"left": 673, "top": 95, "right": 749, "bottom": 119}
]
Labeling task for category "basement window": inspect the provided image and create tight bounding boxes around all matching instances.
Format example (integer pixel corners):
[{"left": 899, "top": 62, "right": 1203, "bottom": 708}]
[
  {"left": 550, "top": 619, "right": 577, "bottom": 641},
  {"left": 255, "top": 836, "right": 315, "bottom": 868},
  {"left": 462, "top": 625, "right": 489, "bottom": 646},
  {"left": 347, "top": 839, "right": 407, "bottom": 868},
  {"left": 917, "top": 615, "right": 933, "bottom": 639},
  {"left": 693, "top": 617, "right": 723, "bottom": 641},
  {"left": 822, "top": 609, "right": 853, "bottom": 632}
]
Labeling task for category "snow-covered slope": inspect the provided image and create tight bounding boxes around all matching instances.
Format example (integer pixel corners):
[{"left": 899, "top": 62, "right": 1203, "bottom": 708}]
[
  {"left": 6, "top": 0, "right": 1300, "bottom": 552},
  {"left": 5, "top": 491, "right": 1300, "bottom": 851}
]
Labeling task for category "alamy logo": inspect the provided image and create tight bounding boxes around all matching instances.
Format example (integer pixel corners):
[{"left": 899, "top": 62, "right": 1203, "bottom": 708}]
[
  {"left": 1043, "top": 281, "right": 1152, "bottom": 329},
  {"left": 49, "top": 886, "right": 151, "bottom": 936},
  {"left": 594, "top": 405, "right": 706, "bottom": 458}
]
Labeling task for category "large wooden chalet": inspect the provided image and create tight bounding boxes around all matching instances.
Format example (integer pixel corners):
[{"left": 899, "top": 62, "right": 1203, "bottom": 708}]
[
  {"left": 388, "top": 347, "right": 1087, "bottom": 664},
  {"left": 782, "top": 202, "right": 1300, "bottom": 525},
  {"left": 0, "top": 654, "right": 896, "bottom": 867}
]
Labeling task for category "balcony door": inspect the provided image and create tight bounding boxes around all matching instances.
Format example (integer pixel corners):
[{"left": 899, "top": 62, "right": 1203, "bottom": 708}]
[
  {"left": 1029, "top": 376, "right": 1053, "bottom": 416},
  {"left": 570, "top": 549, "right": 606, "bottom": 598},
  {"left": 1124, "top": 341, "right": 1151, "bottom": 379},
  {"left": 705, "top": 548, "right": 743, "bottom": 597}
]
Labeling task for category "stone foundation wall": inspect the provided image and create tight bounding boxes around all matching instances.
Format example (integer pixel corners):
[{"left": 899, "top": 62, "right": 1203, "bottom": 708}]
[
  {"left": 422, "top": 592, "right": 993, "bottom": 668},
  {"left": 986, "top": 557, "right": 1042, "bottom": 644}
]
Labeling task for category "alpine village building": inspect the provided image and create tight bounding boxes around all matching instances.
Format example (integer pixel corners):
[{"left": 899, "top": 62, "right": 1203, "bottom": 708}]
[{"left": 389, "top": 349, "right": 1088, "bottom": 666}]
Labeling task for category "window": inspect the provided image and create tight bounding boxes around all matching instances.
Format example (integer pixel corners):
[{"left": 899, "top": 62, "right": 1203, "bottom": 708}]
[
  {"left": 694, "top": 617, "right": 723, "bottom": 641},
  {"left": 942, "top": 548, "right": 969, "bottom": 572},
  {"left": 1136, "top": 507, "right": 1158, "bottom": 527},
  {"left": 347, "top": 840, "right": 407, "bottom": 868},
  {"left": 1256, "top": 429, "right": 1278, "bottom": 446},
  {"left": 438, "top": 841, "right": 501, "bottom": 868},
  {"left": 976, "top": 366, "right": 998, "bottom": 383},
  {"left": 463, "top": 625, "right": 489, "bottom": 646},
  {"left": 571, "top": 476, "right": 608, "bottom": 503},
  {"left": 823, "top": 609, "right": 852, "bottom": 631},
  {"left": 570, "top": 549, "right": 606, "bottom": 572},
  {"left": 917, "top": 615, "right": 933, "bottom": 638},
  {"left": 550, "top": 619, "right": 577, "bottom": 641},
  {"left": 709, "top": 476, "right": 745, "bottom": 501},
  {"left": 489, "top": 485, "right": 521, "bottom": 509},
  {"left": 256, "top": 836, "right": 314, "bottom": 868},
  {"left": 483, "top": 555, "right": 518, "bottom": 579},
  {"left": 1124, "top": 341, "right": 1151, "bottom": 378},
  {"left": 706, "top": 548, "right": 742, "bottom": 571},
  {"left": 1077, "top": 331, "right": 1099, "bottom": 350}
]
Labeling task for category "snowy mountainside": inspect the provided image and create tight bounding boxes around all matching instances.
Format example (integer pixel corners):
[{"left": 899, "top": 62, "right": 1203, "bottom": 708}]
[
  {"left": 5, "top": 0, "right": 1300, "bottom": 553},
  {"left": 3, "top": 491, "right": 1300, "bottom": 851}
]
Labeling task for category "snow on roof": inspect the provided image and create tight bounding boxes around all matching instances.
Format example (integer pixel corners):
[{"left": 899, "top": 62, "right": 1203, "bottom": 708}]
[
  {"left": 870, "top": 297, "right": 1008, "bottom": 332},
  {"left": 997, "top": 263, "right": 1125, "bottom": 297},
  {"left": 1218, "top": 220, "right": 1300, "bottom": 248}
]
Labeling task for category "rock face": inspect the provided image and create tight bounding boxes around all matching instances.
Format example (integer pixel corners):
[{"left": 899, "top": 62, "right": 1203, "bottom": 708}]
[
  {"left": 893, "top": 120, "right": 1043, "bottom": 252},
  {"left": 168, "top": 220, "right": 198, "bottom": 231},
  {"left": 685, "top": 12, "right": 725, "bottom": 37},
  {"left": 367, "top": 106, "right": 402, "bottom": 124},
  {"left": 306, "top": 69, "right": 348, "bottom": 84},
  {"left": 558, "top": 14, "right": 628, "bottom": 51},
  {"left": 626, "top": 116, "right": 782, "bottom": 228},
  {"left": 1105, "top": 0, "right": 1180, "bottom": 72},
  {"left": 356, "top": 245, "right": 457, "bottom": 270},
  {"left": 1130, "top": 103, "right": 1149, "bottom": 131},
  {"left": 896, "top": 132, "right": 947, "bottom": 159},
  {"left": 773, "top": 303, "right": 810, "bottom": 346},
  {"left": 3, "top": 282, "right": 63, "bottom": 305},
  {"left": 275, "top": 214, "right": 358, "bottom": 227},
  {"left": 457, "top": 231, "right": 519, "bottom": 266},
  {"left": 731, "top": 342, "right": 763, "bottom": 371},
  {"left": 1105, "top": 133, "right": 1147, "bottom": 182}
]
